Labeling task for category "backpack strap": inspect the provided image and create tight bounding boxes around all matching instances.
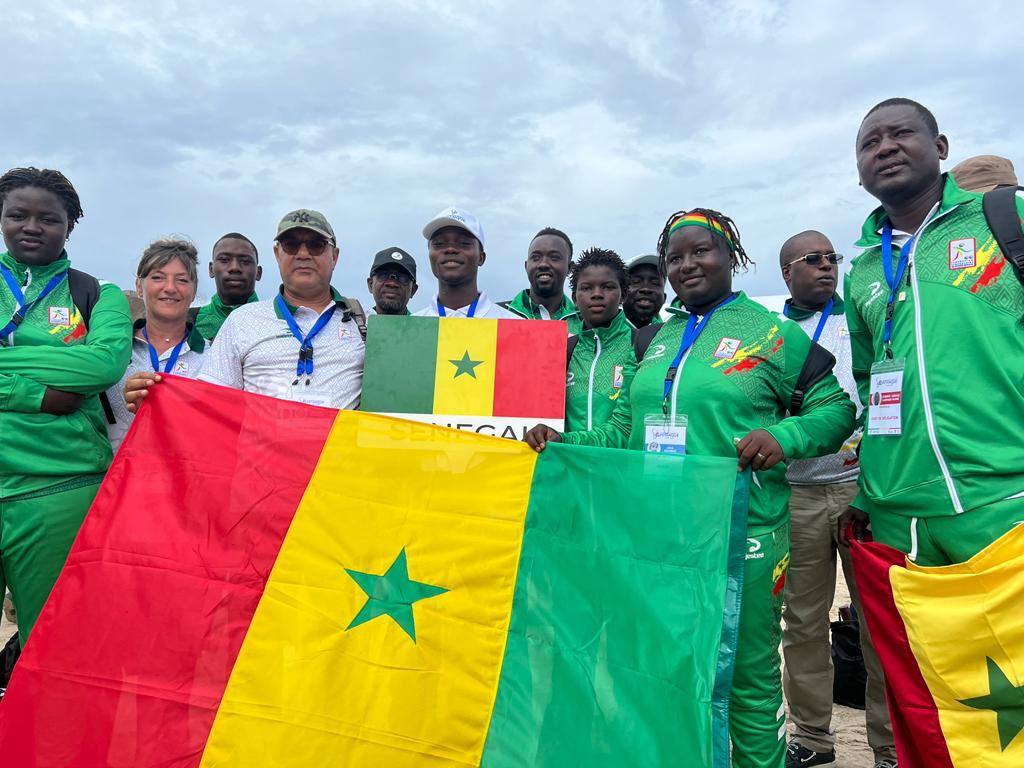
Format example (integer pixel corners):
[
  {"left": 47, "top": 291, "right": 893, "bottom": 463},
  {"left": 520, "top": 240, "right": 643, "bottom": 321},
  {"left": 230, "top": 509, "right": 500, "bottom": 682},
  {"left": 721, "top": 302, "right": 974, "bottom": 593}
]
[
  {"left": 790, "top": 342, "right": 837, "bottom": 415},
  {"left": 565, "top": 334, "right": 580, "bottom": 367},
  {"left": 342, "top": 297, "right": 368, "bottom": 341},
  {"left": 66, "top": 269, "right": 116, "bottom": 425},
  {"left": 982, "top": 185, "right": 1024, "bottom": 289},
  {"left": 632, "top": 323, "right": 664, "bottom": 363}
]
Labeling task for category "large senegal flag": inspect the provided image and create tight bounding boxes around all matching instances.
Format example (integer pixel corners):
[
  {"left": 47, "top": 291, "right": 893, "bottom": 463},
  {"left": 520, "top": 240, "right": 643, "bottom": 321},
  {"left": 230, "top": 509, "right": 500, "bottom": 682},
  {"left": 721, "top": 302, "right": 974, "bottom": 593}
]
[
  {"left": 0, "top": 377, "right": 748, "bottom": 767},
  {"left": 852, "top": 527, "right": 1024, "bottom": 767},
  {"left": 360, "top": 315, "right": 567, "bottom": 438}
]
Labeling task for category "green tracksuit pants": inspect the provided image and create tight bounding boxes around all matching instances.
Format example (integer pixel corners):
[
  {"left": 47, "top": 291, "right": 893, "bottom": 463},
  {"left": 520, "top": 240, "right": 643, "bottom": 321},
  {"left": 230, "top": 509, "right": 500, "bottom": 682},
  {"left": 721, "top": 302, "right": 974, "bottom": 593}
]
[
  {"left": 731, "top": 523, "right": 790, "bottom": 768},
  {"left": 0, "top": 478, "right": 100, "bottom": 645},
  {"left": 869, "top": 496, "right": 1024, "bottom": 567}
]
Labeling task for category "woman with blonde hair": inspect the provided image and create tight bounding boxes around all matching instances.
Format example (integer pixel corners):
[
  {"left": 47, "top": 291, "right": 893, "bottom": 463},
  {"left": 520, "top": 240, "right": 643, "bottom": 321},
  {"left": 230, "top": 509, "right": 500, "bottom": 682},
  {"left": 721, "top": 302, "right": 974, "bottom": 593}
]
[{"left": 106, "top": 238, "right": 205, "bottom": 451}]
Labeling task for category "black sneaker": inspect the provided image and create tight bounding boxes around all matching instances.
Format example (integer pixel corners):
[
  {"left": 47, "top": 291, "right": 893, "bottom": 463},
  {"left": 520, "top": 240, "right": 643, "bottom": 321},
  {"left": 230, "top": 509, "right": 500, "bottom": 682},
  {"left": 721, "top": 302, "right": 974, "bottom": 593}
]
[{"left": 786, "top": 741, "right": 836, "bottom": 767}]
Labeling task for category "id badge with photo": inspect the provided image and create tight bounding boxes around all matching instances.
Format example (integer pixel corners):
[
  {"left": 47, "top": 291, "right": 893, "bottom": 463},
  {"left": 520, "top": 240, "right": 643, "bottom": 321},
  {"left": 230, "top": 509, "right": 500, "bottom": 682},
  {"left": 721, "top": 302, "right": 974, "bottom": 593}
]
[
  {"left": 868, "top": 358, "right": 905, "bottom": 436},
  {"left": 644, "top": 414, "right": 687, "bottom": 454}
]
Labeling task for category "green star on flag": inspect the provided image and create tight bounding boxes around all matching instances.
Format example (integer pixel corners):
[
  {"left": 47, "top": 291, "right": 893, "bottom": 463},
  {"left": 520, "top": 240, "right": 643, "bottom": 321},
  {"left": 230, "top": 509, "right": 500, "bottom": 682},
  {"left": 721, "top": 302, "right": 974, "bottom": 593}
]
[
  {"left": 959, "top": 657, "right": 1024, "bottom": 750},
  {"left": 449, "top": 350, "right": 483, "bottom": 379},
  {"left": 344, "top": 548, "right": 448, "bottom": 642}
]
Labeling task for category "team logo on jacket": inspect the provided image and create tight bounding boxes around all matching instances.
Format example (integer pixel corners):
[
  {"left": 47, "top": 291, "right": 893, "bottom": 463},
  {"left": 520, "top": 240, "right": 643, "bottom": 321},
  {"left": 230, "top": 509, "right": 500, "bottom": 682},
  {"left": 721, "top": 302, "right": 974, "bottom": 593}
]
[
  {"left": 713, "top": 337, "right": 741, "bottom": 360},
  {"left": 612, "top": 365, "right": 624, "bottom": 389},
  {"left": 948, "top": 238, "right": 977, "bottom": 270},
  {"left": 48, "top": 306, "right": 71, "bottom": 325}
]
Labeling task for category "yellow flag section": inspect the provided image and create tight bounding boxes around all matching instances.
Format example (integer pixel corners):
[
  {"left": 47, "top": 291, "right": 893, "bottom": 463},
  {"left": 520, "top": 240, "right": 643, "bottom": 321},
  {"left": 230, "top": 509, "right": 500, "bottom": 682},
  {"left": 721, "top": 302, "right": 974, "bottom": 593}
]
[
  {"left": 892, "top": 524, "right": 1024, "bottom": 765},
  {"left": 199, "top": 413, "right": 537, "bottom": 766},
  {"left": 432, "top": 317, "right": 498, "bottom": 416}
]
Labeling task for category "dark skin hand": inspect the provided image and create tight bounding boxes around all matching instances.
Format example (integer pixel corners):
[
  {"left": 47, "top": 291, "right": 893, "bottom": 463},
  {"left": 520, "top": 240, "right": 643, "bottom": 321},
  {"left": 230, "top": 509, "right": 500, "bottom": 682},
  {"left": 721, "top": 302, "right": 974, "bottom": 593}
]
[
  {"left": 837, "top": 507, "right": 870, "bottom": 547},
  {"left": 124, "top": 372, "right": 161, "bottom": 414},
  {"left": 40, "top": 387, "right": 83, "bottom": 415}
]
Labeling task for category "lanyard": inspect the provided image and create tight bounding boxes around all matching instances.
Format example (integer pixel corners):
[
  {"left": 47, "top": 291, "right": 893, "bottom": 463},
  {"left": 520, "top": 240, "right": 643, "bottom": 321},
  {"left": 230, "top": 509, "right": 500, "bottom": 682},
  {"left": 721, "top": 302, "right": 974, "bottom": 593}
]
[
  {"left": 0, "top": 266, "right": 68, "bottom": 340},
  {"left": 662, "top": 293, "right": 738, "bottom": 414},
  {"left": 783, "top": 296, "right": 833, "bottom": 344},
  {"left": 142, "top": 327, "right": 188, "bottom": 373},
  {"left": 275, "top": 294, "right": 337, "bottom": 379},
  {"left": 881, "top": 224, "right": 915, "bottom": 355},
  {"left": 437, "top": 294, "right": 480, "bottom": 318}
]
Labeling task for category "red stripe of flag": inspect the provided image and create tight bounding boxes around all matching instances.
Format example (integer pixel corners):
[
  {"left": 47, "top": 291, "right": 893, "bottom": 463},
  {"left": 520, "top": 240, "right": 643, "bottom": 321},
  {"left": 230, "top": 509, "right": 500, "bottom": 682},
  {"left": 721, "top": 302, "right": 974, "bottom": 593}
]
[
  {"left": 492, "top": 319, "right": 566, "bottom": 419},
  {"left": 0, "top": 377, "right": 337, "bottom": 767},
  {"left": 851, "top": 540, "right": 955, "bottom": 768}
]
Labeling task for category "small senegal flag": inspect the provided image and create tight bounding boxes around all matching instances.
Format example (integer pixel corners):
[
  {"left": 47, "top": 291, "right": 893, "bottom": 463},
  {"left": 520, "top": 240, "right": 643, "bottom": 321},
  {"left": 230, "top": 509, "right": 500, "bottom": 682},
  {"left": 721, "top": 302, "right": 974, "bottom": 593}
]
[
  {"left": 360, "top": 315, "right": 567, "bottom": 436},
  {"left": 852, "top": 527, "right": 1024, "bottom": 767},
  {"left": 0, "top": 377, "right": 748, "bottom": 767}
]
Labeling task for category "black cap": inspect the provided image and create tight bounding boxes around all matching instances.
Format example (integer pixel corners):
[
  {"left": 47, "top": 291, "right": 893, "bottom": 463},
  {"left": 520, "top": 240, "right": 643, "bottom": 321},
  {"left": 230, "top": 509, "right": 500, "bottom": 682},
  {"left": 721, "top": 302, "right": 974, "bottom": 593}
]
[{"left": 370, "top": 247, "right": 417, "bottom": 281}]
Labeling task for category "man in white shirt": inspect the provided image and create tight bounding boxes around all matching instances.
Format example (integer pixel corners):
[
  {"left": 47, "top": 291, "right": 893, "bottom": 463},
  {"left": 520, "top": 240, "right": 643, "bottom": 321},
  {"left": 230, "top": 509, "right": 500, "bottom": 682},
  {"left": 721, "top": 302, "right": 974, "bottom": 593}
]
[
  {"left": 414, "top": 206, "right": 515, "bottom": 319},
  {"left": 125, "top": 209, "right": 365, "bottom": 412}
]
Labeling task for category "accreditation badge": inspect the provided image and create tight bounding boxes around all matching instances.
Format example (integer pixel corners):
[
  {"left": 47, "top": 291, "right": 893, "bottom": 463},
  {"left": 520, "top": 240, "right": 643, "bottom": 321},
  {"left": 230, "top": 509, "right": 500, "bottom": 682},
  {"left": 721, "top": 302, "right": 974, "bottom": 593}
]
[
  {"left": 643, "top": 414, "right": 687, "bottom": 454},
  {"left": 868, "top": 358, "right": 905, "bottom": 436}
]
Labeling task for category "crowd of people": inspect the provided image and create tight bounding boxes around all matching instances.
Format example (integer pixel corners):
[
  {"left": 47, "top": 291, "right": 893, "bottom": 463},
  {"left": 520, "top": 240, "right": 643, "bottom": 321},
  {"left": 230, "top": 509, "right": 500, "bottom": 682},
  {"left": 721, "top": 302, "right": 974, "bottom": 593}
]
[{"left": 1, "top": 96, "right": 1021, "bottom": 768}]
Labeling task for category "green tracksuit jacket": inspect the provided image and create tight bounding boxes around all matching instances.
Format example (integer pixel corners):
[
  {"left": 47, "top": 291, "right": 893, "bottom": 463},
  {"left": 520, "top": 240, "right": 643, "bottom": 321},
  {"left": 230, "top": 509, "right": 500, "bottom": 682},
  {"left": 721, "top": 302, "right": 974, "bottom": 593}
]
[
  {"left": 503, "top": 289, "right": 582, "bottom": 334},
  {"left": 845, "top": 175, "right": 1024, "bottom": 519},
  {"left": 193, "top": 292, "right": 259, "bottom": 344},
  {"left": 0, "top": 251, "right": 132, "bottom": 497},
  {"left": 561, "top": 292, "right": 856, "bottom": 532},
  {"left": 564, "top": 311, "right": 637, "bottom": 432}
]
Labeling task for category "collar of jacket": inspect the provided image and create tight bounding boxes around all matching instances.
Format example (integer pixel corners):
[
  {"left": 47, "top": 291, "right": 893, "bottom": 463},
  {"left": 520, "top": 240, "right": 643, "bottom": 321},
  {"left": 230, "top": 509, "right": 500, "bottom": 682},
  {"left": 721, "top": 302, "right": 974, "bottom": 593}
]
[
  {"left": 274, "top": 285, "right": 351, "bottom": 318},
  {"left": 665, "top": 290, "right": 747, "bottom": 319},
  {"left": 855, "top": 173, "right": 979, "bottom": 249},
  {"left": 577, "top": 309, "right": 631, "bottom": 346},
  {"left": 132, "top": 317, "right": 207, "bottom": 354},
  {"left": 783, "top": 294, "right": 845, "bottom": 321},
  {"left": 506, "top": 288, "right": 576, "bottom": 320},
  {"left": 0, "top": 249, "right": 72, "bottom": 281},
  {"left": 208, "top": 291, "right": 259, "bottom": 318}
]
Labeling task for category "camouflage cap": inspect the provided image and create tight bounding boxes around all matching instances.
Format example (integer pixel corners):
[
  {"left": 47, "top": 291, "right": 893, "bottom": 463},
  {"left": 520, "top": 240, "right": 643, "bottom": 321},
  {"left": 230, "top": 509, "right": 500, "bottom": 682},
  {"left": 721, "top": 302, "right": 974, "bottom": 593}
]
[{"left": 275, "top": 209, "right": 336, "bottom": 244}]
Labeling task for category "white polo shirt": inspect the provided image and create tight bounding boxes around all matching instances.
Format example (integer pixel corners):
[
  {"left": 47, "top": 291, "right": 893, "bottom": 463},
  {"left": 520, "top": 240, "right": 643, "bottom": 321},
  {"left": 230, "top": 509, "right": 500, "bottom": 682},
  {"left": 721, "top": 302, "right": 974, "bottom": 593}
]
[
  {"left": 414, "top": 291, "right": 516, "bottom": 319},
  {"left": 199, "top": 289, "right": 364, "bottom": 409}
]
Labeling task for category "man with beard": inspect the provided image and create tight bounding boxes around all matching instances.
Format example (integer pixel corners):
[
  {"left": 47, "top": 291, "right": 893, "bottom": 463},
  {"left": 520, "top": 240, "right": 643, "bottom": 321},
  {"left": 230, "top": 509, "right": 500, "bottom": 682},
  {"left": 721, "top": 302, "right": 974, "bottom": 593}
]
[
  {"left": 366, "top": 247, "right": 417, "bottom": 316},
  {"left": 502, "top": 227, "right": 581, "bottom": 333},
  {"left": 622, "top": 253, "right": 666, "bottom": 329}
]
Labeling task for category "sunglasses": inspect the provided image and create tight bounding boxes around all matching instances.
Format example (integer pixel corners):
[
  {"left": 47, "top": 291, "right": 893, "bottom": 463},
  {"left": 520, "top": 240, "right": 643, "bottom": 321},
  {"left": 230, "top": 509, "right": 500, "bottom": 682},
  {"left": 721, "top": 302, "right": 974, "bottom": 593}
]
[
  {"left": 278, "top": 236, "right": 331, "bottom": 257},
  {"left": 372, "top": 270, "right": 413, "bottom": 285},
  {"left": 786, "top": 252, "right": 844, "bottom": 267}
]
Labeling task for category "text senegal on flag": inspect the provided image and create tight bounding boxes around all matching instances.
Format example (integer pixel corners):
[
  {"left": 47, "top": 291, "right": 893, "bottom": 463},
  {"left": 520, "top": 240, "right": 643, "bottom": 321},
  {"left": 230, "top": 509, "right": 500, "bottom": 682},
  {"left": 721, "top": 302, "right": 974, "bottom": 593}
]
[
  {"left": 360, "top": 315, "right": 568, "bottom": 438},
  {"left": 0, "top": 377, "right": 748, "bottom": 767}
]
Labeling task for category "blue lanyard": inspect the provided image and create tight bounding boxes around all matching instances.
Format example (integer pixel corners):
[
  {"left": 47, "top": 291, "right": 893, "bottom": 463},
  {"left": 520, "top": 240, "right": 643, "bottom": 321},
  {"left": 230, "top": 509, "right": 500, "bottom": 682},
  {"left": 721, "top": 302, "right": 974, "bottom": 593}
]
[
  {"left": 275, "top": 294, "right": 337, "bottom": 378},
  {"left": 662, "top": 293, "right": 738, "bottom": 414},
  {"left": 437, "top": 294, "right": 480, "bottom": 318},
  {"left": 783, "top": 296, "right": 833, "bottom": 344},
  {"left": 1, "top": 266, "right": 68, "bottom": 341},
  {"left": 142, "top": 327, "right": 188, "bottom": 373},
  {"left": 881, "top": 224, "right": 915, "bottom": 353}
]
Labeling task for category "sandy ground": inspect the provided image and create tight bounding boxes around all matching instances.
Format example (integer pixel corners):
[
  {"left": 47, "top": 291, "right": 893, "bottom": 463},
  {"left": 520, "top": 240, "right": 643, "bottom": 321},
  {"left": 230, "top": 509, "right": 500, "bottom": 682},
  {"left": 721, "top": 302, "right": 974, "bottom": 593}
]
[{"left": 0, "top": 582, "right": 878, "bottom": 766}]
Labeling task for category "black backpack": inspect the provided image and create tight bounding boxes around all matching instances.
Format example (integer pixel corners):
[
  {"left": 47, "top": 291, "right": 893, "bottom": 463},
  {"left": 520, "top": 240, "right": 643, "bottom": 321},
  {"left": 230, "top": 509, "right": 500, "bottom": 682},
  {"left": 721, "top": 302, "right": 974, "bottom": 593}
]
[{"left": 981, "top": 185, "right": 1024, "bottom": 290}]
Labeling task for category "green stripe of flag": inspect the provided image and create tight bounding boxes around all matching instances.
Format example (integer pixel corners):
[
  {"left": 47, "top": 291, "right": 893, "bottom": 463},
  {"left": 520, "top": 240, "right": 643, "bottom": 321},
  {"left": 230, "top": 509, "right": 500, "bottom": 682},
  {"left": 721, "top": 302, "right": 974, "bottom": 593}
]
[
  {"left": 481, "top": 446, "right": 748, "bottom": 768},
  {"left": 361, "top": 314, "right": 438, "bottom": 414}
]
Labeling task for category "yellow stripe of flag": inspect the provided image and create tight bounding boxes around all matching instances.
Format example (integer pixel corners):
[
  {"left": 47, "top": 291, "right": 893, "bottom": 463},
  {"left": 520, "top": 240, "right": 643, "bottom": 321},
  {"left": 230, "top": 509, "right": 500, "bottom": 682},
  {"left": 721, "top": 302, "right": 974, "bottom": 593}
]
[
  {"left": 432, "top": 318, "right": 498, "bottom": 416},
  {"left": 892, "top": 524, "right": 1024, "bottom": 765},
  {"left": 199, "top": 412, "right": 537, "bottom": 766}
]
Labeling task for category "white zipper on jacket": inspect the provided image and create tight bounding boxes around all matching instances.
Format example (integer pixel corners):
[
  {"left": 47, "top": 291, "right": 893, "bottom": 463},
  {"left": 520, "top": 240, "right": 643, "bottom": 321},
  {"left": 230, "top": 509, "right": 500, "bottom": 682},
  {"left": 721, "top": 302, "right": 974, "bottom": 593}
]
[
  {"left": 906, "top": 202, "right": 965, "bottom": 514},
  {"left": 586, "top": 330, "right": 601, "bottom": 430}
]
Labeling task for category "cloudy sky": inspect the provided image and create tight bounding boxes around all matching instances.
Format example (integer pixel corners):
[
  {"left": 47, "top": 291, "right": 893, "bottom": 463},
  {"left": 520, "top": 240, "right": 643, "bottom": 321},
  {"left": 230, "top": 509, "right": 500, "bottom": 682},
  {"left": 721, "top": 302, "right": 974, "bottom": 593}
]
[{"left": 6, "top": 0, "right": 1023, "bottom": 310}]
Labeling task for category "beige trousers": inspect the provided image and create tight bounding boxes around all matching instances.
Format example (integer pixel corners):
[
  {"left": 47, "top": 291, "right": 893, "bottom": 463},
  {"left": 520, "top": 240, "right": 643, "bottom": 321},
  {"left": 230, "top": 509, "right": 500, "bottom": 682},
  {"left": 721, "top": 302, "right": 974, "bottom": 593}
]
[{"left": 782, "top": 482, "right": 894, "bottom": 760}]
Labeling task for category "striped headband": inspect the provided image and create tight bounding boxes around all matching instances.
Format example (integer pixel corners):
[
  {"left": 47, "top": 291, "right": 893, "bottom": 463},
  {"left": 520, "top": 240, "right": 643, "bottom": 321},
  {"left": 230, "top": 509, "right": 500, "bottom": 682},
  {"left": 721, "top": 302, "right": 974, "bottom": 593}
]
[{"left": 667, "top": 212, "right": 736, "bottom": 252}]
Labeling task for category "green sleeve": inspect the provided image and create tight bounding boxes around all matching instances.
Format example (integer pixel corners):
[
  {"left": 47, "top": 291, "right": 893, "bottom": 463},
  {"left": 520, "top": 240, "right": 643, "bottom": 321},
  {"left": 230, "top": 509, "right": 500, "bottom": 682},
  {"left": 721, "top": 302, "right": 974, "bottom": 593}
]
[
  {"left": 0, "top": 283, "right": 132, "bottom": 395},
  {"left": 765, "top": 323, "right": 857, "bottom": 460},
  {"left": 0, "top": 372, "right": 47, "bottom": 412},
  {"left": 844, "top": 268, "right": 873, "bottom": 413},
  {"left": 560, "top": 370, "right": 634, "bottom": 449}
]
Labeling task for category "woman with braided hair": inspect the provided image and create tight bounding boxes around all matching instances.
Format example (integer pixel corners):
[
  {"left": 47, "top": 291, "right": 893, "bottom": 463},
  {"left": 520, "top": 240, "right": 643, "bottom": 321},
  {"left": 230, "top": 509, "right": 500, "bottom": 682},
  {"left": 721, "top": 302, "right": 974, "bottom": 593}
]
[
  {"left": 526, "top": 208, "right": 856, "bottom": 768},
  {"left": 0, "top": 167, "right": 132, "bottom": 645}
]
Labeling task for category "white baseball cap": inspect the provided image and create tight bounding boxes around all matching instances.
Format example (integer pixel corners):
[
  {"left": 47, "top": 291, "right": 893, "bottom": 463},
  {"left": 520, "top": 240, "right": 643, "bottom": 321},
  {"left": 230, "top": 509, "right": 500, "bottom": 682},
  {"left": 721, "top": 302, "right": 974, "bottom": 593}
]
[
  {"left": 422, "top": 206, "right": 485, "bottom": 248},
  {"left": 626, "top": 253, "right": 660, "bottom": 271}
]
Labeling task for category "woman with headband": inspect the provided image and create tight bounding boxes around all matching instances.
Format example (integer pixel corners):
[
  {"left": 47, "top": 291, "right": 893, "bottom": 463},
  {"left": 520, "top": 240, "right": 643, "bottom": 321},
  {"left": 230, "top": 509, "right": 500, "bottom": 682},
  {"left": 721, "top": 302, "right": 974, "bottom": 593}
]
[{"left": 525, "top": 208, "right": 856, "bottom": 768}]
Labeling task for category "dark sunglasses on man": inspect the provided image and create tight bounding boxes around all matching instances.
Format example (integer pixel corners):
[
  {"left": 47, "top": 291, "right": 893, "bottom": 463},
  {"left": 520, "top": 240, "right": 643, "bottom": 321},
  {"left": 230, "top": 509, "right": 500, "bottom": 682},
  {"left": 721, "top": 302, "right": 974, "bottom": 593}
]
[
  {"left": 786, "top": 251, "right": 844, "bottom": 267},
  {"left": 277, "top": 236, "right": 331, "bottom": 257},
  {"left": 372, "top": 269, "right": 413, "bottom": 285}
]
